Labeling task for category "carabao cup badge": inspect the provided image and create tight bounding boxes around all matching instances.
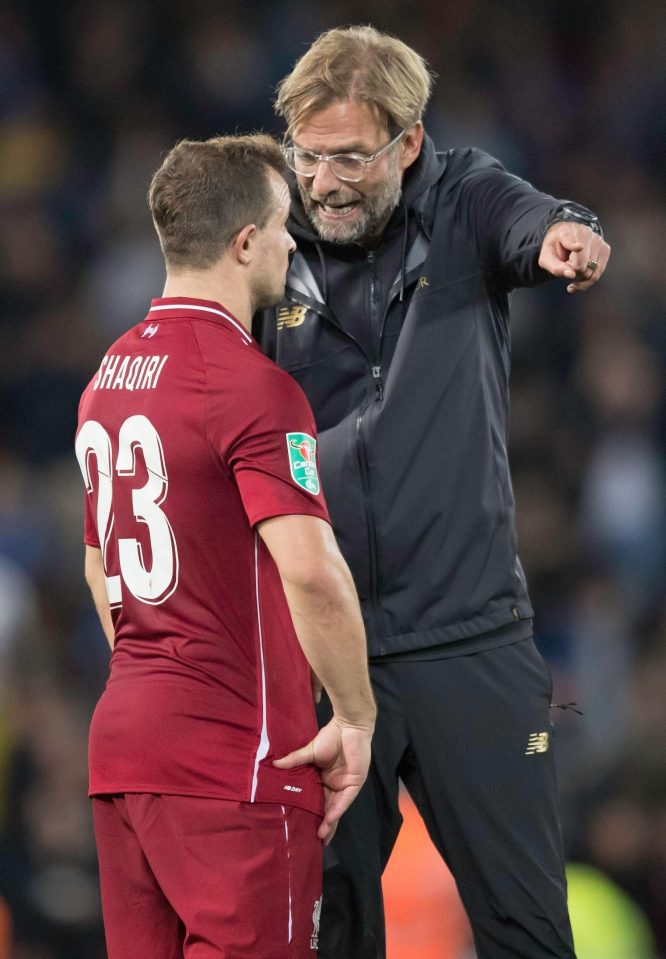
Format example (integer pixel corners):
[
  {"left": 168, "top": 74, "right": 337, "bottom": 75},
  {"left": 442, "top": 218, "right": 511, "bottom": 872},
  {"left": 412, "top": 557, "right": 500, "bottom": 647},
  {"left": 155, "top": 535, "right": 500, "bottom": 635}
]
[{"left": 286, "top": 433, "right": 320, "bottom": 495}]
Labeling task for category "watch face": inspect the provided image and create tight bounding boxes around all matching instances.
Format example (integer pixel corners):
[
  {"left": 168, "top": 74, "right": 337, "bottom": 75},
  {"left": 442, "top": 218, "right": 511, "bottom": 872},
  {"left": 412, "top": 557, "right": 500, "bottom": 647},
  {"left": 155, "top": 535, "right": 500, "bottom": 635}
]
[
  {"left": 554, "top": 207, "right": 601, "bottom": 234},
  {"left": 562, "top": 207, "right": 596, "bottom": 223}
]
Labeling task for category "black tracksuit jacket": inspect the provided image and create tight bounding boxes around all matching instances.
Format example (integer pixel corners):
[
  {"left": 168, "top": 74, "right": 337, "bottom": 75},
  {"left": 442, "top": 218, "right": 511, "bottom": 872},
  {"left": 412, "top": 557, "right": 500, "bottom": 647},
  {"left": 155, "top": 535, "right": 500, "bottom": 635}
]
[{"left": 254, "top": 136, "right": 593, "bottom": 658}]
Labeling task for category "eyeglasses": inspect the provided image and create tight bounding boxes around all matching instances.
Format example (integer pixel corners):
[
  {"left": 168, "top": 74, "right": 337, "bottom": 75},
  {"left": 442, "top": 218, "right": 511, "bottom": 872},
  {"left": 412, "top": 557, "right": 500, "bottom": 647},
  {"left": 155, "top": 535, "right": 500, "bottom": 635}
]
[{"left": 282, "top": 129, "right": 405, "bottom": 183}]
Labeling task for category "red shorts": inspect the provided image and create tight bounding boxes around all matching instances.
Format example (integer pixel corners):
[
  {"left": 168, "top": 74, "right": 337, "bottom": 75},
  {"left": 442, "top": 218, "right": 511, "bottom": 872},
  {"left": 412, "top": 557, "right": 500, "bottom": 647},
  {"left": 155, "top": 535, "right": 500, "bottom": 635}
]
[{"left": 92, "top": 794, "right": 323, "bottom": 958}]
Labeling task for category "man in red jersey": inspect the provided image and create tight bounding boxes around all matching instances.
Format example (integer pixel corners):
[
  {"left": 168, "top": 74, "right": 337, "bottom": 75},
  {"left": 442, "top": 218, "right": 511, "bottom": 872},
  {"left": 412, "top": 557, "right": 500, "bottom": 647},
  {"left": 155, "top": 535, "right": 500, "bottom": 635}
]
[{"left": 75, "top": 134, "right": 376, "bottom": 959}]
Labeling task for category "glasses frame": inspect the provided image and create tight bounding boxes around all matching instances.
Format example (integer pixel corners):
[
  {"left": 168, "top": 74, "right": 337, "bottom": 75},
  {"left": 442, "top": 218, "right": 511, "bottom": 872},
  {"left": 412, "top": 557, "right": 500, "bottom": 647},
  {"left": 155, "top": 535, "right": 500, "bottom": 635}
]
[{"left": 282, "top": 129, "right": 405, "bottom": 183}]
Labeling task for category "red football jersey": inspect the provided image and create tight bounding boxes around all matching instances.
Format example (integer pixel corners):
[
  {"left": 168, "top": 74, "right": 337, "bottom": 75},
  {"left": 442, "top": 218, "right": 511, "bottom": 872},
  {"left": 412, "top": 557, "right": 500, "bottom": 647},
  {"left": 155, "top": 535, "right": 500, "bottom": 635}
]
[{"left": 76, "top": 297, "right": 330, "bottom": 816}]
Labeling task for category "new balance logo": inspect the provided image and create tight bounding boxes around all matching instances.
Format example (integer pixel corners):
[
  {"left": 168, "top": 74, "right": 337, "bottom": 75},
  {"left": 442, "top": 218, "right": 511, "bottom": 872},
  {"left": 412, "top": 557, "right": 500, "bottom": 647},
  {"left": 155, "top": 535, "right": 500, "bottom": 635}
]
[
  {"left": 277, "top": 305, "right": 308, "bottom": 330},
  {"left": 525, "top": 732, "right": 550, "bottom": 755},
  {"left": 142, "top": 323, "right": 159, "bottom": 338}
]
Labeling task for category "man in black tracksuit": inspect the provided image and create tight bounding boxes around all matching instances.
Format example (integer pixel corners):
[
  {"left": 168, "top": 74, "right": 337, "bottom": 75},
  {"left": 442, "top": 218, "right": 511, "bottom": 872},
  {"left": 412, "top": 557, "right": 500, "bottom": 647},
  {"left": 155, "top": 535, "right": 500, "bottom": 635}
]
[{"left": 254, "top": 26, "right": 610, "bottom": 959}]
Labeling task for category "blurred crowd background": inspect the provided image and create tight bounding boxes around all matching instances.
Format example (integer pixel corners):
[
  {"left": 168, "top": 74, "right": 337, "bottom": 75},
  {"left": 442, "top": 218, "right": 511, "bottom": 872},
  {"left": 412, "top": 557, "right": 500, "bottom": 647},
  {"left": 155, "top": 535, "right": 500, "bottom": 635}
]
[{"left": 0, "top": 0, "right": 664, "bottom": 956}]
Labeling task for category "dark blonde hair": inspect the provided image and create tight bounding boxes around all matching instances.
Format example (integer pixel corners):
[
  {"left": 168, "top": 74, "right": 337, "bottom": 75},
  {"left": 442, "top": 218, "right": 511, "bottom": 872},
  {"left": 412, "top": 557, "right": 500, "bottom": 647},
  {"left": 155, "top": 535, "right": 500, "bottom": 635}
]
[
  {"left": 148, "top": 134, "right": 286, "bottom": 270},
  {"left": 275, "top": 26, "right": 435, "bottom": 136}
]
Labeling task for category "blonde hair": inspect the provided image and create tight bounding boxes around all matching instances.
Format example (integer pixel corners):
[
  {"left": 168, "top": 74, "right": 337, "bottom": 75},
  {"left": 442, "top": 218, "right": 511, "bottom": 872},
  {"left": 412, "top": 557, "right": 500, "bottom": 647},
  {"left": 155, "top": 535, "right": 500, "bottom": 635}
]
[{"left": 275, "top": 26, "right": 435, "bottom": 136}]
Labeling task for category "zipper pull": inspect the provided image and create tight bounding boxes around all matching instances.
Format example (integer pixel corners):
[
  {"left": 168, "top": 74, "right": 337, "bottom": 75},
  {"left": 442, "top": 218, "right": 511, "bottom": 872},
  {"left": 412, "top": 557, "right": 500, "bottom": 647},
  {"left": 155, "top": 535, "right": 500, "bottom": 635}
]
[{"left": 371, "top": 365, "right": 384, "bottom": 400}]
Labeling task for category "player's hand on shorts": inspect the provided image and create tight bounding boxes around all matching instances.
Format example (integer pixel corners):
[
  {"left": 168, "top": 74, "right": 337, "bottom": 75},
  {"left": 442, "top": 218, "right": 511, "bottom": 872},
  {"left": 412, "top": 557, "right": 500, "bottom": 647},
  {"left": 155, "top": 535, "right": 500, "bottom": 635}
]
[{"left": 273, "top": 716, "right": 374, "bottom": 845}]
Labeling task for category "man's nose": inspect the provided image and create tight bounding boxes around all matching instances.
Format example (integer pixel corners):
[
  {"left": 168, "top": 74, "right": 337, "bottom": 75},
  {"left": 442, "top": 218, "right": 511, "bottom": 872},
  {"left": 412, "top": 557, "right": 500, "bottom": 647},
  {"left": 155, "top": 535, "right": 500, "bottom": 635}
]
[{"left": 310, "top": 159, "right": 342, "bottom": 196}]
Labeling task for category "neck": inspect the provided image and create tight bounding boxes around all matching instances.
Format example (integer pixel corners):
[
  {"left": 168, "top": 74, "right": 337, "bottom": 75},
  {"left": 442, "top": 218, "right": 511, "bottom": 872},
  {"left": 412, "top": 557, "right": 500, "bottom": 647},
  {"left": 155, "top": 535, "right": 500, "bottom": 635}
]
[{"left": 162, "top": 270, "right": 252, "bottom": 332}]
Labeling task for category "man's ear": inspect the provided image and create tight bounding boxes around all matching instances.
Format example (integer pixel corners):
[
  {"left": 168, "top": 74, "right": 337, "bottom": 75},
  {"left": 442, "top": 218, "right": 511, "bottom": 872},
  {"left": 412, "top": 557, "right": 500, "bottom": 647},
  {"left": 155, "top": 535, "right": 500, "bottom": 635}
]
[
  {"left": 400, "top": 122, "right": 424, "bottom": 172},
  {"left": 231, "top": 223, "right": 257, "bottom": 265}
]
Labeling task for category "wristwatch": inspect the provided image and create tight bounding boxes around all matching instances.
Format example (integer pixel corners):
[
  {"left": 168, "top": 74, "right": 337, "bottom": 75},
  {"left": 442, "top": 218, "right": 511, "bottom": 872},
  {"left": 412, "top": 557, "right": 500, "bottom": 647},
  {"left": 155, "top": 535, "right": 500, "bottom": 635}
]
[{"left": 544, "top": 205, "right": 603, "bottom": 237}]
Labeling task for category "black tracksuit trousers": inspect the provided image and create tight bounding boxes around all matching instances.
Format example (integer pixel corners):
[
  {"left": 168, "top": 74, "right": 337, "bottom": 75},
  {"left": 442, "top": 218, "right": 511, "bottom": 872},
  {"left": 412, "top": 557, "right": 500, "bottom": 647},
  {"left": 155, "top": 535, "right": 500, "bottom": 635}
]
[{"left": 316, "top": 637, "right": 577, "bottom": 959}]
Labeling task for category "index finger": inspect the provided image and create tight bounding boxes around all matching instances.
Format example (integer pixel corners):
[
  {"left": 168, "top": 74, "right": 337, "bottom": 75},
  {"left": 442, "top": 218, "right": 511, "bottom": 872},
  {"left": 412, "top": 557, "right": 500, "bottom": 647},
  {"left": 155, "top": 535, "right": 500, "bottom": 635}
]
[
  {"left": 538, "top": 250, "right": 578, "bottom": 279},
  {"left": 273, "top": 742, "right": 314, "bottom": 769}
]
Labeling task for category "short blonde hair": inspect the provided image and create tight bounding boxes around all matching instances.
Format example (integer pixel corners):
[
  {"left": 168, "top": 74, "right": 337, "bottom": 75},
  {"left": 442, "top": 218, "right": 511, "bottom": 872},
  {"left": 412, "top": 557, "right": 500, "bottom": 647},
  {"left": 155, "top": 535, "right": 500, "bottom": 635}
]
[{"left": 275, "top": 26, "right": 435, "bottom": 136}]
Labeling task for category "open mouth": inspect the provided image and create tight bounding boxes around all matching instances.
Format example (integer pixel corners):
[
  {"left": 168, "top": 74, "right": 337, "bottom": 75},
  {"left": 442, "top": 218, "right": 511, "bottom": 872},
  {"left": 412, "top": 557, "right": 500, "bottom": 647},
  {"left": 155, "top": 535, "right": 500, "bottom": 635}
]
[{"left": 316, "top": 200, "right": 360, "bottom": 218}]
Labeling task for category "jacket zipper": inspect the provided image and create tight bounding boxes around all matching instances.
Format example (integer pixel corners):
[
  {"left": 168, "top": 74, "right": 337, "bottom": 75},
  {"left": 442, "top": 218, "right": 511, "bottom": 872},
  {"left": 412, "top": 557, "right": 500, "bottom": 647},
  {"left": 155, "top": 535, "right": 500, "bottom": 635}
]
[
  {"left": 358, "top": 249, "right": 385, "bottom": 638},
  {"left": 367, "top": 251, "right": 385, "bottom": 400},
  {"left": 371, "top": 365, "right": 384, "bottom": 400},
  {"left": 356, "top": 401, "right": 382, "bottom": 640}
]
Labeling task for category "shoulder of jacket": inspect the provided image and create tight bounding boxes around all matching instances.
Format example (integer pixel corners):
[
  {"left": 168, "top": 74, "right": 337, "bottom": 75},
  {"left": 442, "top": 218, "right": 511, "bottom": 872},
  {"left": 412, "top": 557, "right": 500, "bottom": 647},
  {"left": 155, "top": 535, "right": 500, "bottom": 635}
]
[
  {"left": 432, "top": 149, "right": 512, "bottom": 216},
  {"left": 440, "top": 147, "right": 507, "bottom": 183}
]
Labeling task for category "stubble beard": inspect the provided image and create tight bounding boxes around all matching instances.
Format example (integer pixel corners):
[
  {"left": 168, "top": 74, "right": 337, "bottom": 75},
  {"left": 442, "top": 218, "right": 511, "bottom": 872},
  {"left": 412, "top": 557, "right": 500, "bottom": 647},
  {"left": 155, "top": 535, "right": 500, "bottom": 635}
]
[{"left": 298, "top": 161, "right": 403, "bottom": 245}]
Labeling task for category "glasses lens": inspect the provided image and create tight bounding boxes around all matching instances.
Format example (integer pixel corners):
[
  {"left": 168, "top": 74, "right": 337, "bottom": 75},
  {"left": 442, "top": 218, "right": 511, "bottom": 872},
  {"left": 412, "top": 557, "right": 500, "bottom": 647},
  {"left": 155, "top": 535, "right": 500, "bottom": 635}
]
[
  {"left": 329, "top": 155, "right": 365, "bottom": 182},
  {"left": 285, "top": 148, "right": 317, "bottom": 175},
  {"left": 283, "top": 147, "right": 366, "bottom": 181}
]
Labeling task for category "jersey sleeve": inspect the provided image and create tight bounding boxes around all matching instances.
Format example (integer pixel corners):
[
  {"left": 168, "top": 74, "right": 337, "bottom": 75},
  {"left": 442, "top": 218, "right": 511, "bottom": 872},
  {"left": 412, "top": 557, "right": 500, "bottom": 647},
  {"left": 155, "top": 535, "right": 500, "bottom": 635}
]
[
  {"left": 210, "top": 361, "right": 331, "bottom": 528},
  {"left": 83, "top": 492, "right": 100, "bottom": 548}
]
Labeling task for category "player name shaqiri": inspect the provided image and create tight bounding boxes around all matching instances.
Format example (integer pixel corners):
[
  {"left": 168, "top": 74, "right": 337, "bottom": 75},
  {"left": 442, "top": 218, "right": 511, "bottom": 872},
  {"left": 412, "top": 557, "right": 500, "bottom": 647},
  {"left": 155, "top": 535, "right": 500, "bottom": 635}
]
[{"left": 93, "top": 354, "right": 169, "bottom": 391}]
